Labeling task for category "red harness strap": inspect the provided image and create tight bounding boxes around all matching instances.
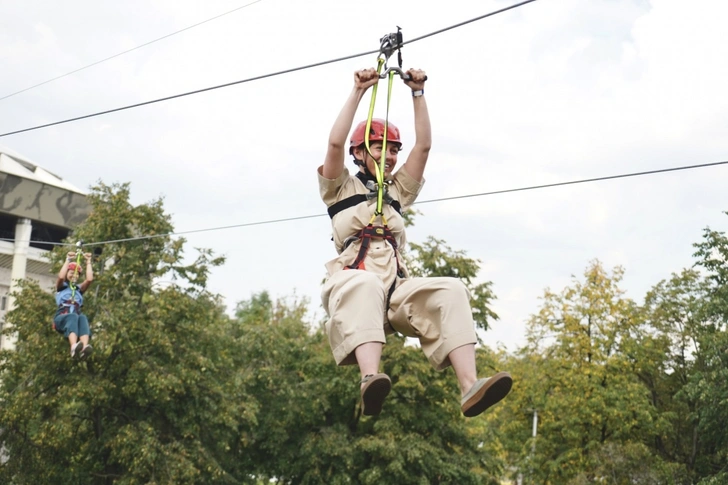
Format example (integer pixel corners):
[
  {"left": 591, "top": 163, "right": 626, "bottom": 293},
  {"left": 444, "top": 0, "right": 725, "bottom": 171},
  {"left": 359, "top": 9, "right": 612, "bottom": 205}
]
[
  {"left": 345, "top": 223, "right": 405, "bottom": 312},
  {"left": 52, "top": 302, "right": 80, "bottom": 330},
  {"left": 345, "top": 224, "right": 404, "bottom": 278}
]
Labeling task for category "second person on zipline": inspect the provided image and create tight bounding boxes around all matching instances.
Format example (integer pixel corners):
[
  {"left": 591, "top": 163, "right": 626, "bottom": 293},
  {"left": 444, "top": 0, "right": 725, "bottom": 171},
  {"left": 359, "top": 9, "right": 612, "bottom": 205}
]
[
  {"left": 317, "top": 66, "right": 512, "bottom": 417},
  {"left": 54, "top": 251, "right": 94, "bottom": 360}
]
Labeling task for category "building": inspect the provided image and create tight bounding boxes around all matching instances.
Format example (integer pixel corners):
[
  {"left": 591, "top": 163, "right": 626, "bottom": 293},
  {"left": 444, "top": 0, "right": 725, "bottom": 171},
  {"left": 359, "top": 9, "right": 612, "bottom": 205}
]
[{"left": 0, "top": 145, "right": 90, "bottom": 351}]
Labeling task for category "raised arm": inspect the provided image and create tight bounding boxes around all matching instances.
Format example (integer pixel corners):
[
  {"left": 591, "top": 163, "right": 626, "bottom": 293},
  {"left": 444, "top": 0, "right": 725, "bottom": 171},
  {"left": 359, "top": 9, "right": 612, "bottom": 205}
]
[
  {"left": 56, "top": 252, "right": 74, "bottom": 291},
  {"left": 321, "top": 68, "right": 380, "bottom": 180},
  {"left": 401, "top": 69, "right": 431, "bottom": 183},
  {"left": 80, "top": 252, "right": 94, "bottom": 293}
]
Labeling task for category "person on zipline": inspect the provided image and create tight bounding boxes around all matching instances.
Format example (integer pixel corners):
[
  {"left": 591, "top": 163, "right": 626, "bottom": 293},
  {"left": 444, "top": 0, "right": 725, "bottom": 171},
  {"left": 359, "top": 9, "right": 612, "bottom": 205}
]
[
  {"left": 54, "top": 251, "right": 94, "bottom": 359},
  {"left": 317, "top": 66, "right": 512, "bottom": 416}
]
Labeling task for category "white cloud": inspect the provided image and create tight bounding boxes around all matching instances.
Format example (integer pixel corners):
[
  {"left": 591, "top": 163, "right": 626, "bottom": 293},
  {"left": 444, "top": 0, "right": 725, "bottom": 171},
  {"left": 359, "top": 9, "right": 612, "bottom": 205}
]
[{"left": 0, "top": 0, "right": 727, "bottom": 354}]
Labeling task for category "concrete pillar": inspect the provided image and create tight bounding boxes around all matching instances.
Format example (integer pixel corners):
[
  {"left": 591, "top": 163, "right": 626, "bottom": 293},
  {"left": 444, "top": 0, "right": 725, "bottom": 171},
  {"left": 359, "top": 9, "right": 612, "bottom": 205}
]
[{"left": 1, "top": 218, "right": 32, "bottom": 351}]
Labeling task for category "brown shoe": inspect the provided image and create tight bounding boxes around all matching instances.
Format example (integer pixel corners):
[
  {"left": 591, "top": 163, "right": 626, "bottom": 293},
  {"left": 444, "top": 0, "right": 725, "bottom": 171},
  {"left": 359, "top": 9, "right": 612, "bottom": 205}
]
[
  {"left": 461, "top": 372, "right": 513, "bottom": 417},
  {"left": 79, "top": 344, "right": 93, "bottom": 360},
  {"left": 361, "top": 373, "right": 392, "bottom": 416}
]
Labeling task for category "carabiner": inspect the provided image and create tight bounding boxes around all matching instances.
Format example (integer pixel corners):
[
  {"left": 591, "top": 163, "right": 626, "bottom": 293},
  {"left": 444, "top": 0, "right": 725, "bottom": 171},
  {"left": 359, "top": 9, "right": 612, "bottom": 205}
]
[
  {"left": 379, "top": 66, "right": 409, "bottom": 80},
  {"left": 377, "top": 66, "right": 429, "bottom": 82}
]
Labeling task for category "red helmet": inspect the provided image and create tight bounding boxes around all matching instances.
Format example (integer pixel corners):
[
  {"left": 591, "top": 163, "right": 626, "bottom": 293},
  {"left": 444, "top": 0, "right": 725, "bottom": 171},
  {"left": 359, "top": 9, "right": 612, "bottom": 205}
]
[
  {"left": 67, "top": 263, "right": 80, "bottom": 274},
  {"left": 349, "top": 119, "right": 401, "bottom": 154}
]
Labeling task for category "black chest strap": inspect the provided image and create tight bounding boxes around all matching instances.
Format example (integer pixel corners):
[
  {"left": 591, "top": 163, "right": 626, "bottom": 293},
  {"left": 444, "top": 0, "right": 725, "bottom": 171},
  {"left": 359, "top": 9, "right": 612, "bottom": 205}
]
[
  {"left": 328, "top": 195, "right": 401, "bottom": 219},
  {"left": 328, "top": 173, "right": 402, "bottom": 219}
]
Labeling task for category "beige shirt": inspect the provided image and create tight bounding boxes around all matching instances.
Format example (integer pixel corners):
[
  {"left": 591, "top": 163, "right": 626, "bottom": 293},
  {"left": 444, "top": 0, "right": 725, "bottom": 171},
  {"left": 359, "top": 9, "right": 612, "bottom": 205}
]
[{"left": 318, "top": 166, "right": 424, "bottom": 286}]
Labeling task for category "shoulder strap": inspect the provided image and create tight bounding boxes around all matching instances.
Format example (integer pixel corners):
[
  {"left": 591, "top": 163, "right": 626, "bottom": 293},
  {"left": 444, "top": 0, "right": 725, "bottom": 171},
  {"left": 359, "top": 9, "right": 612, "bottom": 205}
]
[{"left": 328, "top": 194, "right": 366, "bottom": 218}]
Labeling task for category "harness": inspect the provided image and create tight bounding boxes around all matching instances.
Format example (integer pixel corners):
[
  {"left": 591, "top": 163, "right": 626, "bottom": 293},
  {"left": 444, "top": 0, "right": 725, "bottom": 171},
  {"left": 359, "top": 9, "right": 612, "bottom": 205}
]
[
  {"left": 57, "top": 287, "right": 82, "bottom": 316},
  {"left": 54, "top": 284, "right": 84, "bottom": 331},
  {"left": 333, "top": 29, "right": 416, "bottom": 307}
]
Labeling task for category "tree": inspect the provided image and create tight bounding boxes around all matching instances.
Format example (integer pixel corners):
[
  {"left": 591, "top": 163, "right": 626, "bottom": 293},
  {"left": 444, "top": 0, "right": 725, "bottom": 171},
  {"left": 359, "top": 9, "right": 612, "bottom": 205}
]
[
  {"left": 640, "top": 269, "right": 709, "bottom": 480},
  {"left": 688, "top": 220, "right": 728, "bottom": 482},
  {"left": 495, "top": 260, "right": 666, "bottom": 484},
  {"left": 0, "top": 182, "right": 254, "bottom": 484}
]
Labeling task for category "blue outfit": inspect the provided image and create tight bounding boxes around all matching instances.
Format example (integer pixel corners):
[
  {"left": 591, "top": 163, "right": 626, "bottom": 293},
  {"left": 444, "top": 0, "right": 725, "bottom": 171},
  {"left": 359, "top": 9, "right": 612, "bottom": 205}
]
[{"left": 54, "top": 282, "right": 91, "bottom": 338}]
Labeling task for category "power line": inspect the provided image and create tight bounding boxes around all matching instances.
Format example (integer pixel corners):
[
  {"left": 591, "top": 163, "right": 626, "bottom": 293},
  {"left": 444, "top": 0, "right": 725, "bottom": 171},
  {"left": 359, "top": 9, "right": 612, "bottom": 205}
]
[
  {"left": 0, "top": 0, "right": 540, "bottom": 138},
  {"left": 4, "top": 158, "right": 725, "bottom": 248},
  {"left": 0, "top": 0, "right": 266, "bottom": 102}
]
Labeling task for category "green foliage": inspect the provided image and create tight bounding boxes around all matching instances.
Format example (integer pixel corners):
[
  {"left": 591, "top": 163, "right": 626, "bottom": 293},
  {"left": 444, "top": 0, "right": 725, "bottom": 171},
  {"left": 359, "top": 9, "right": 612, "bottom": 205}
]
[
  {"left": 401, "top": 207, "right": 421, "bottom": 229},
  {"left": 4, "top": 181, "right": 728, "bottom": 484},
  {"left": 639, "top": 269, "right": 710, "bottom": 478},
  {"left": 568, "top": 442, "right": 690, "bottom": 485},
  {"left": 687, "top": 221, "right": 728, "bottom": 480},
  {"left": 492, "top": 261, "right": 664, "bottom": 483},
  {"left": 0, "top": 182, "right": 251, "bottom": 485}
]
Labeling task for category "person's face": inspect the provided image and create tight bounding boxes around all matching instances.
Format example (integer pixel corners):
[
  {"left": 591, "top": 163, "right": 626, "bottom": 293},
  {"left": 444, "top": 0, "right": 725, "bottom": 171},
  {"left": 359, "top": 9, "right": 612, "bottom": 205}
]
[
  {"left": 67, "top": 269, "right": 79, "bottom": 284},
  {"left": 355, "top": 142, "right": 401, "bottom": 176}
]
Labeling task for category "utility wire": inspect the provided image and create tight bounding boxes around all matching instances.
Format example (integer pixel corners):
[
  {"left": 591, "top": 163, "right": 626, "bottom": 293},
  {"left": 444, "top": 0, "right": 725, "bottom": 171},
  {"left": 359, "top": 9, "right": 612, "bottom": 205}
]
[
  {"left": 4, "top": 159, "right": 725, "bottom": 248},
  {"left": 0, "top": 0, "right": 539, "bottom": 138},
  {"left": 0, "top": 0, "right": 266, "bottom": 102}
]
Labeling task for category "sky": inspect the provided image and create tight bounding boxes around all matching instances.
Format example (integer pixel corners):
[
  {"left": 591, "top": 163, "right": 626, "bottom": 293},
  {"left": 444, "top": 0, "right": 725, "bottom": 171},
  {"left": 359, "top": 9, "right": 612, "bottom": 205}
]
[{"left": 1, "top": 0, "right": 727, "bottom": 352}]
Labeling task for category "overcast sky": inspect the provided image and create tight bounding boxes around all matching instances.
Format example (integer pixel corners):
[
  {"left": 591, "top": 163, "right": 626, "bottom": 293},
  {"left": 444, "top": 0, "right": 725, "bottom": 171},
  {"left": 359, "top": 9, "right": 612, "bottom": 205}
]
[{"left": 1, "top": 0, "right": 726, "bottom": 351}]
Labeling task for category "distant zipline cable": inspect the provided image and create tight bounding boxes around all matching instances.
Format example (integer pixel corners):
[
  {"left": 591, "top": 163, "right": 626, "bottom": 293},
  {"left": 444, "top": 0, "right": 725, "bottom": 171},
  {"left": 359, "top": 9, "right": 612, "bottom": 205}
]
[
  {"left": 0, "top": 0, "right": 266, "bottom": 102},
  {"left": 0, "top": 0, "right": 539, "bottom": 138},
  {"left": 5, "top": 159, "right": 726, "bottom": 248},
  {"left": 415, "top": 159, "right": 728, "bottom": 205}
]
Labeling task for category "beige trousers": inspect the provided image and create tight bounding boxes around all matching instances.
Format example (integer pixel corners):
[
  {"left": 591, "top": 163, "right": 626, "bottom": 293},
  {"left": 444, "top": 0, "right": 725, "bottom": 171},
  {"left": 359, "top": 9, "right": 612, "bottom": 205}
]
[{"left": 321, "top": 269, "right": 478, "bottom": 371}]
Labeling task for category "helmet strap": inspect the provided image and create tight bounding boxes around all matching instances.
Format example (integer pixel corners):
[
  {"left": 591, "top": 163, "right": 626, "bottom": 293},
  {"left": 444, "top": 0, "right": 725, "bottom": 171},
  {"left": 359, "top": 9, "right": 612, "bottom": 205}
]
[
  {"left": 352, "top": 147, "right": 378, "bottom": 178},
  {"left": 353, "top": 159, "right": 376, "bottom": 179},
  {"left": 361, "top": 164, "right": 376, "bottom": 179}
]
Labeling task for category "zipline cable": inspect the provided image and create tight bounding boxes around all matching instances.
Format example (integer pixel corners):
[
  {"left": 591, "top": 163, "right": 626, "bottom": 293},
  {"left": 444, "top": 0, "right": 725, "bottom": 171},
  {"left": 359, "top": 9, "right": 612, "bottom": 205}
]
[
  {"left": 0, "top": 0, "right": 266, "bottom": 102},
  {"left": 4, "top": 158, "right": 725, "bottom": 248},
  {"left": 0, "top": 0, "right": 540, "bottom": 138}
]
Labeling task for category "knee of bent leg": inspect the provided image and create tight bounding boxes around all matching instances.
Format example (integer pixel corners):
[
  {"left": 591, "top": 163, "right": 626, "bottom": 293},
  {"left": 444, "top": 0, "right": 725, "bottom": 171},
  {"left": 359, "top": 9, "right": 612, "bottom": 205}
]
[
  {"left": 64, "top": 314, "right": 80, "bottom": 335},
  {"left": 78, "top": 315, "right": 91, "bottom": 337},
  {"left": 440, "top": 277, "right": 471, "bottom": 300},
  {"left": 343, "top": 270, "right": 386, "bottom": 295}
]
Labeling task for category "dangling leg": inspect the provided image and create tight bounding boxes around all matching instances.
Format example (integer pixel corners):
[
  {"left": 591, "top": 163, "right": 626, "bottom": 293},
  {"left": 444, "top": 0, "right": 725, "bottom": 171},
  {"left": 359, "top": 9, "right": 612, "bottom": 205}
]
[
  {"left": 322, "top": 269, "right": 391, "bottom": 415},
  {"left": 389, "top": 276, "right": 512, "bottom": 418},
  {"left": 450, "top": 343, "right": 512, "bottom": 417},
  {"left": 78, "top": 314, "right": 93, "bottom": 359},
  {"left": 69, "top": 332, "right": 82, "bottom": 358},
  {"left": 355, "top": 342, "right": 391, "bottom": 416},
  {"left": 448, "top": 343, "right": 478, "bottom": 395},
  {"left": 57, "top": 314, "right": 82, "bottom": 358},
  {"left": 355, "top": 342, "right": 383, "bottom": 379}
]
